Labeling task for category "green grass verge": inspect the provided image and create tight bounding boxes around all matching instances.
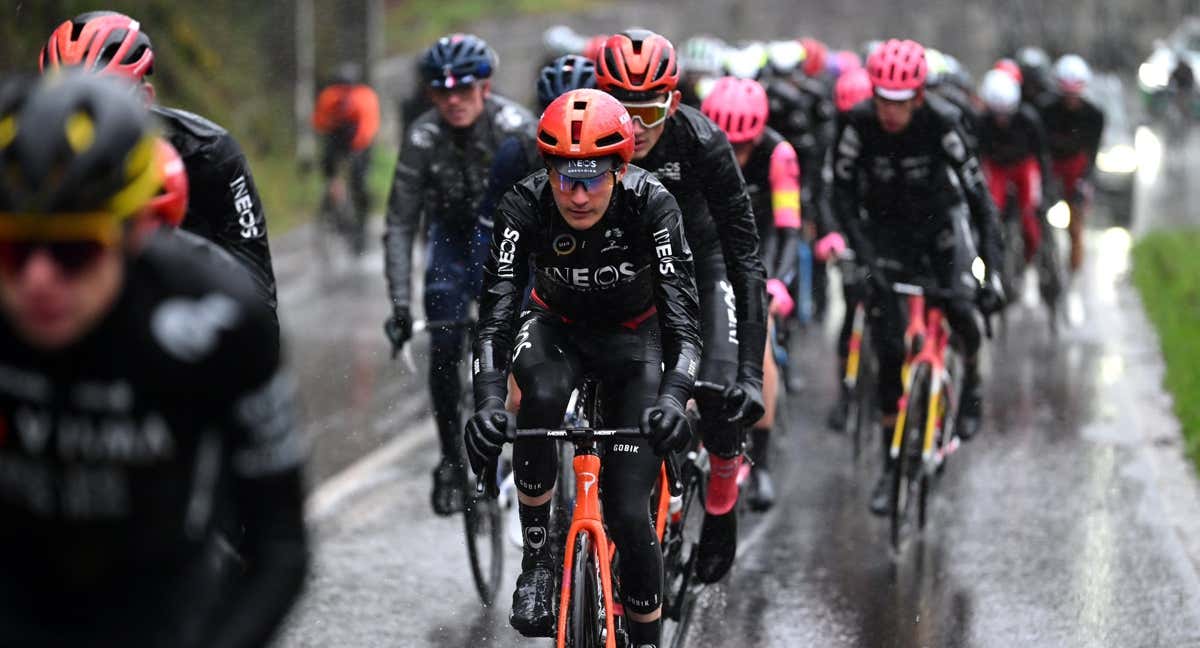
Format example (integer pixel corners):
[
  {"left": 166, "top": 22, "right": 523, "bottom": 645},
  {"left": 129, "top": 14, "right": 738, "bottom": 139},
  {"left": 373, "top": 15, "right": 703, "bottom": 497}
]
[{"left": 1131, "top": 229, "right": 1200, "bottom": 470}]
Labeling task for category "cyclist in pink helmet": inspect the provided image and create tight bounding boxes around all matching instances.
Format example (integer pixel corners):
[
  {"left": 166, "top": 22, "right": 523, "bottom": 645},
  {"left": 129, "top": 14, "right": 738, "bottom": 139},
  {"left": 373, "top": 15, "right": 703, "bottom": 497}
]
[
  {"left": 834, "top": 66, "right": 873, "bottom": 113},
  {"left": 835, "top": 39, "right": 1005, "bottom": 514},
  {"left": 702, "top": 77, "right": 801, "bottom": 511}
]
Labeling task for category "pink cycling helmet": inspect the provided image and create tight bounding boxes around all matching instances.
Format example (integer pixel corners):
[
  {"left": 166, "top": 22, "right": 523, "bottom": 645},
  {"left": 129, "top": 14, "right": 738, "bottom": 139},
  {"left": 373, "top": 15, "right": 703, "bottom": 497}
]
[
  {"left": 866, "top": 39, "right": 927, "bottom": 101},
  {"left": 834, "top": 67, "right": 874, "bottom": 113},
  {"left": 700, "top": 76, "right": 768, "bottom": 144}
]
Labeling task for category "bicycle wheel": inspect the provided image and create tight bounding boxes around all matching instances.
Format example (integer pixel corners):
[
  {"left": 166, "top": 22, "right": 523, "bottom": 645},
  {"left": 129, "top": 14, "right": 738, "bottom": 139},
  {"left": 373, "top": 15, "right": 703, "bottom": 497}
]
[
  {"left": 849, "top": 322, "right": 873, "bottom": 462},
  {"left": 566, "top": 533, "right": 605, "bottom": 648},
  {"left": 890, "top": 363, "right": 929, "bottom": 551},
  {"left": 462, "top": 480, "right": 504, "bottom": 605},
  {"left": 663, "top": 454, "right": 707, "bottom": 648}
]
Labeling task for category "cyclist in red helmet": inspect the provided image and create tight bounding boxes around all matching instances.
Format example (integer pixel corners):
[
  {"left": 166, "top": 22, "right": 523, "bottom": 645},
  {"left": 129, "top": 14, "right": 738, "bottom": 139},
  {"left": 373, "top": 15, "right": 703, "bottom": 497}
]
[
  {"left": 40, "top": 11, "right": 280, "bottom": 325},
  {"left": 596, "top": 29, "right": 768, "bottom": 584},
  {"left": 465, "top": 88, "right": 700, "bottom": 643},
  {"left": 702, "top": 76, "right": 802, "bottom": 511},
  {"left": 834, "top": 39, "right": 1005, "bottom": 515}
]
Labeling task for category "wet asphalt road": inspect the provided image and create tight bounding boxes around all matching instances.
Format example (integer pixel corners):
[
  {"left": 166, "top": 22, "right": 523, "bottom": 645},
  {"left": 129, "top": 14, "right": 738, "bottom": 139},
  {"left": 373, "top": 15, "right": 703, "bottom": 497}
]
[{"left": 273, "top": 120, "right": 1200, "bottom": 646}]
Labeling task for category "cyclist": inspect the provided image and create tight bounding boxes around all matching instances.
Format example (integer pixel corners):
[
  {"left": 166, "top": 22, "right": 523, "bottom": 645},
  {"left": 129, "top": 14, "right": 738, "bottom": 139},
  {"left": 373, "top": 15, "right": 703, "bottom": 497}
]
[
  {"left": 382, "top": 34, "right": 538, "bottom": 516},
  {"left": 832, "top": 39, "right": 1004, "bottom": 515},
  {"left": 311, "top": 62, "right": 381, "bottom": 255},
  {"left": 701, "top": 76, "right": 801, "bottom": 511},
  {"left": 825, "top": 67, "right": 873, "bottom": 431},
  {"left": 925, "top": 48, "right": 981, "bottom": 150},
  {"left": 977, "top": 69, "right": 1054, "bottom": 264},
  {"left": 0, "top": 72, "right": 307, "bottom": 648},
  {"left": 464, "top": 89, "right": 701, "bottom": 644},
  {"left": 40, "top": 11, "right": 279, "bottom": 316},
  {"left": 596, "top": 29, "right": 768, "bottom": 584},
  {"left": 679, "top": 35, "right": 728, "bottom": 108},
  {"left": 1016, "top": 46, "right": 1054, "bottom": 105},
  {"left": 764, "top": 39, "right": 838, "bottom": 322},
  {"left": 1037, "top": 54, "right": 1103, "bottom": 277}
]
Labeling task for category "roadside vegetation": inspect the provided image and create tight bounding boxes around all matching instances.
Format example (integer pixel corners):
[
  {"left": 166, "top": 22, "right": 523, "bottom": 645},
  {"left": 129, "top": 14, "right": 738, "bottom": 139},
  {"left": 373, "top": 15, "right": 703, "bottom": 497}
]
[{"left": 1131, "top": 229, "right": 1200, "bottom": 470}]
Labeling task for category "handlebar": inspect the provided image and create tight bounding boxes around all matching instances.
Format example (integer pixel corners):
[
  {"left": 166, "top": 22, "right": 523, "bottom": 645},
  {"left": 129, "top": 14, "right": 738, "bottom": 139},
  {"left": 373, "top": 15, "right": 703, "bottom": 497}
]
[
  {"left": 891, "top": 282, "right": 994, "bottom": 339},
  {"left": 413, "top": 318, "right": 474, "bottom": 333},
  {"left": 476, "top": 426, "right": 682, "bottom": 497}
]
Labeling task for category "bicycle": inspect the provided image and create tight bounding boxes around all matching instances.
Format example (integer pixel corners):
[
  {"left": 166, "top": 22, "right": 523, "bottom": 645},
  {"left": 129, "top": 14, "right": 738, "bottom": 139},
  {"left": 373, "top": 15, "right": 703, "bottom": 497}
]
[
  {"left": 832, "top": 251, "right": 877, "bottom": 460},
  {"left": 410, "top": 318, "right": 508, "bottom": 606},
  {"left": 885, "top": 282, "right": 980, "bottom": 551},
  {"left": 478, "top": 375, "right": 683, "bottom": 648},
  {"left": 314, "top": 153, "right": 366, "bottom": 265}
]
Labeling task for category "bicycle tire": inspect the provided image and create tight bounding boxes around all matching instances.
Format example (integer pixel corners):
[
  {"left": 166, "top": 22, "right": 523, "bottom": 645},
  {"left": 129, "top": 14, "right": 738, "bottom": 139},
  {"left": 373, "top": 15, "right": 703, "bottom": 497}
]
[
  {"left": 462, "top": 484, "right": 504, "bottom": 606},
  {"left": 663, "top": 453, "right": 707, "bottom": 648},
  {"left": 891, "top": 363, "right": 930, "bottom": 551},
  {"left": 566, "top": 533, "right": 604, "bottom": 648}
]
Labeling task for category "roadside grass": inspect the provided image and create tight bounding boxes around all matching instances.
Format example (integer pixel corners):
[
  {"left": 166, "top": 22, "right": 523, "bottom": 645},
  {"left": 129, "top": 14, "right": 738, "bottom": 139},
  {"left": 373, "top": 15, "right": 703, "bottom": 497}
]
[
  {"left": 385, "top": 0, "right": 592, "bottom": 53},
  {"left": 1131, "top": 229, "right": 1200, "bottom": 470},
  {"left": 253, "top": 146, "right": 396, "bottom": 236}
]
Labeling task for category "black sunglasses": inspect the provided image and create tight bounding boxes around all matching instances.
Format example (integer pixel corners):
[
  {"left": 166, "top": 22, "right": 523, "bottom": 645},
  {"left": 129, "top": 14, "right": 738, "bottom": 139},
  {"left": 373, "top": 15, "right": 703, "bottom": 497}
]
[{"left": 0, "top": 240, "right": 107, "bottom": 278}]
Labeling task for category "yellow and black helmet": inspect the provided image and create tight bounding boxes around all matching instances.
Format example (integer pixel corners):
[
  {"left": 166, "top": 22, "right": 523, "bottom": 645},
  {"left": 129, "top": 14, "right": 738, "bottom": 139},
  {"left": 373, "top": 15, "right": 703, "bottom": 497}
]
[{"left": 0, "top": 72, "right": 161, "bottom": 242}]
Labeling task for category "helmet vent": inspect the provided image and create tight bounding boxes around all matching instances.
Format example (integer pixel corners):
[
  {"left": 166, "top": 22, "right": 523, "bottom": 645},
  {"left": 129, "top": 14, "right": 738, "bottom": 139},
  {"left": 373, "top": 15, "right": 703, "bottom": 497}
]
[
  {"left": 570, "top": 120, "right": 582, "bottom": 144},
  {"left": 538, "top": 130, "right": 558, "bottom": 146},
  {"left": 595, "top": 132, "right": 623, "bottom": 148},
  {"left": 71, "top": 21, "right": 86, "bottom": 40}
]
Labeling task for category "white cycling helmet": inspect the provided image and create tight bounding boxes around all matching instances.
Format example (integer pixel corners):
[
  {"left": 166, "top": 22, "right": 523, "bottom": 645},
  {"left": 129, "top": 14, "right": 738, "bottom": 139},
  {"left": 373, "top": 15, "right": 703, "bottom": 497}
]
[
  {"left": 980, "top": 69, "right": 1021, "bottom": 115},
  {"left": 724, "top": 42, "right": 767, "bottom": 80},
  {"left": 1054, "top": 54, "right": 1091, "bottom": 95},
  {"left": 680, "top": 35, "right": 728, "bottom": 76},
  {"left": 766, "top": 40, "right": 805, "bottom": 75}
]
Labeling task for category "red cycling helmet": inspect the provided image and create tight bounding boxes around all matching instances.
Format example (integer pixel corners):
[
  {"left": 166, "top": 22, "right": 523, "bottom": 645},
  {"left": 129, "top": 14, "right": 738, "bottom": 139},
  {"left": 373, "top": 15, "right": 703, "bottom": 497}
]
[
  {"left": 595, "top": 29, "right": 679, "bottom": 100},
  {"left": 993, "top": 58, "right": 1023, "bottom": 85},
  {"left": 867, "top": 39, "right": 927, "bottom": 100},
  {"left": 147, "top": 138, "right": 189, "bottom": 227},
  {"left": 537, "top": 88, "right": 635, "bottom": 164},
  {"left": 834, "top": 67, "right": 874, "bottom": 113},
  {"left": 701, "top": 77, "right": 768, "bottom": 144},
  {"left": 582, "top": 34, "right": 608, "bottom": 62},
  {"left": 39, "top": 11, "right": 154, "bottom": 81},
  {"left": 800, "top": 37, "right": 828, "bottom": 78}
]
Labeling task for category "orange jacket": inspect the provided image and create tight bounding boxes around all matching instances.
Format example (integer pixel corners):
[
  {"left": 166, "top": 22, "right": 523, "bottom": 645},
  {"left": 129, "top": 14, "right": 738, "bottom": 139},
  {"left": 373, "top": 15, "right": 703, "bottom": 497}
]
[{"left": 312, "top": 84, "right": 380, "bottom": 151}]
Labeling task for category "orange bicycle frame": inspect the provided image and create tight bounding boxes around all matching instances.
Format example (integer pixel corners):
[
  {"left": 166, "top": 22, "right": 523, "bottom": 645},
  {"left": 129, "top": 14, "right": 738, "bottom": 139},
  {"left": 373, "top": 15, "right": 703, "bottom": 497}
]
[
  {"left": 890, "top": 294, "right": 951, "bottom": 463},
  {"left": 555, "top": 450, "right": 673, "bottom": 648}
]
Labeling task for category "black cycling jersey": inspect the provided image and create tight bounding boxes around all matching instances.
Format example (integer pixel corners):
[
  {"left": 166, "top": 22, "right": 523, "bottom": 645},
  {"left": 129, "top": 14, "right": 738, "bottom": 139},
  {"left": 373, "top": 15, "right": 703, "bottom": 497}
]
[
  {"left": 742, "top": 127, "right": 801, "bottom": 282},
  {"left": 978, "top": 104, "right": 1051, "bottom": 169},
  {"left": 383, "top": 94, "right": 539, "bottom": 311},
  {"left": 1036, "top": 93, "right": 1105, "bottom": 163},
  {"left": 0, "top": 231, "right": 306, "bottom": 648},
  {"left": 930, "top": 84, "right": 982, "bottom": 150},
  {"left": 473, "top": 166, "right": 702, "bottom": 409},
  {"left": 832, "top": 94, "right": 1003, "bottom": 274},
  {"left": 152, "top": 106, "right": 278, "bottom": 312},
  {"left": 634, "top": 103, "right": 766, "bottom": 388}
]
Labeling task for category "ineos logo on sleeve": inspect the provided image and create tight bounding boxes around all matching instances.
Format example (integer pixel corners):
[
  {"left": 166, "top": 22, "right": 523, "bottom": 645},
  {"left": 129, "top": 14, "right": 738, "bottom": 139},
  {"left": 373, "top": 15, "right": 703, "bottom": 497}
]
[
  {"left": 229, "top": 175, "right": 262, "bottom": 239},
  {"left": 553, "top": 233, "right": 576, "bottom": 256},
  {"left": 151, "top": 294, "right": 242, "bottom": 362}
]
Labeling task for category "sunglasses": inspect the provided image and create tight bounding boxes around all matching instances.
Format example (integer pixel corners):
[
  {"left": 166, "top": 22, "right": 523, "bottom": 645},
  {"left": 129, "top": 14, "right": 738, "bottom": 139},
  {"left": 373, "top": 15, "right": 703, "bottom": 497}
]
[
  {"left": 621, "top": 96, "right": 673, "bottom": 129},
  {"left": 0, "top": 240, "right": 107, "bottom": 277},
  {"left": 550, "top": 169, "right": 611, "bottom": 193}
]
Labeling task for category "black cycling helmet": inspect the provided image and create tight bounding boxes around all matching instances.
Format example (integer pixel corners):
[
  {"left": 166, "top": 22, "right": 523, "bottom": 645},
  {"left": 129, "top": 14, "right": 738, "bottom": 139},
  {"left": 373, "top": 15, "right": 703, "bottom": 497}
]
[
  {"left": 419, "top": 33, "right": 497, "bottom": 89},
  {"left": 537, "top": 54, "right": 597, "bottom": 110},
  {"left": 331, "top": 61, "right": 363, "bottom": 85},
  {"left": 0, "top": 73, "right": 159, "bottom": 220}
]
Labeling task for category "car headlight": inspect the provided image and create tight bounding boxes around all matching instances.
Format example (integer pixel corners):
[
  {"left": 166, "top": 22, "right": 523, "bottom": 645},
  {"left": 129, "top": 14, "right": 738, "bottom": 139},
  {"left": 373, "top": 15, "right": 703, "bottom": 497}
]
[
  {"left": 1138, "top": 62, "right": 1170, "bottom": 90},
  {"left": 1096, "top": 144, "right": 1138, "bottom": 175},
  {"left": 1047, "top": 200, "right": 1071, "bottom": 230}
]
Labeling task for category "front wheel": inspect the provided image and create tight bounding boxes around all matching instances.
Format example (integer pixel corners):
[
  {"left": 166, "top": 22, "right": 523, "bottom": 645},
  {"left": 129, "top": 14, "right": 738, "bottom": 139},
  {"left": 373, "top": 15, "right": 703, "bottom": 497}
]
[
  {"left": 566, "top": 533, "right": 605, "bottom": 648},
  {"left": 662, "top": 453, "right": 707, "bottom": 648},
  {"left": 462, "top": 471, "right": 504, "bottom": 606},
  {"left": 891, "top": 363, "right": 929, "bottom": 552}
]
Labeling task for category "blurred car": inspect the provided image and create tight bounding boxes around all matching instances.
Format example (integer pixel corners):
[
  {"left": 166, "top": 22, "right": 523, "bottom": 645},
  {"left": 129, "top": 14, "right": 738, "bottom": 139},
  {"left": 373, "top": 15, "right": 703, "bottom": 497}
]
[
  {"left": 1137, "top": 17, "right": 1200, "bottom": 116},
  {"left": 1089, "top": 74, "right": 1137, "bottom": 224}
]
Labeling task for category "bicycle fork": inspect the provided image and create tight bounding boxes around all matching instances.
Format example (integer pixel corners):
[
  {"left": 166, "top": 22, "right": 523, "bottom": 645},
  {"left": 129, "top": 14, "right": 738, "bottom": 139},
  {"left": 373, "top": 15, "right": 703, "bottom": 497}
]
[
  {"left": 557, "top": 451, "right": 618, "bottom": 648},
  {"left": 843, "top": 302, "right": 867, "bottom": 390}
]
